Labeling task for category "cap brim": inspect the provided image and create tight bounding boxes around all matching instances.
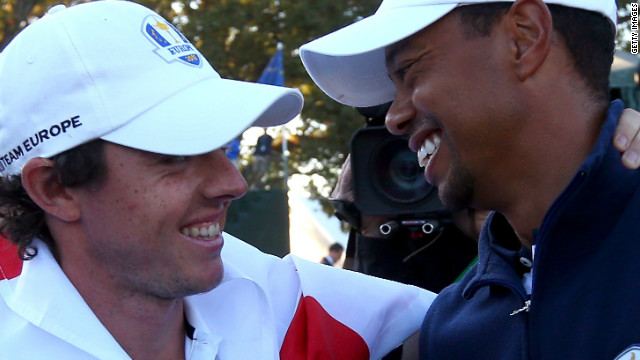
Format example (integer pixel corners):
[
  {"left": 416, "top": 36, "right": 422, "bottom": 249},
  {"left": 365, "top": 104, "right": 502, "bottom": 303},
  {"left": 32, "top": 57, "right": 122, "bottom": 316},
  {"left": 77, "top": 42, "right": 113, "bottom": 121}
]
[
  {"left": 101, "top": 77, "right": 303, "bottom": 155},
  {"left": 300, "top": 4, "right": 457, "bottom": 107}
]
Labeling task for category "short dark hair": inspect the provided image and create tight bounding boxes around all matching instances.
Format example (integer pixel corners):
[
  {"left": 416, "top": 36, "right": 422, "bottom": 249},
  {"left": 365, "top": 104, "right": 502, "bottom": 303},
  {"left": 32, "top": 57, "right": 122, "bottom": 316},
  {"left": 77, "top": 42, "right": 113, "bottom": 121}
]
[
  {"left": 0, "top": 140, "right": 107, "bottom": 261},
  {"left": 329, "top": 242, "right": 344, "bottom": 252},
  {"left": 455, "top": 2, "right": 615, "bottom": 104}
]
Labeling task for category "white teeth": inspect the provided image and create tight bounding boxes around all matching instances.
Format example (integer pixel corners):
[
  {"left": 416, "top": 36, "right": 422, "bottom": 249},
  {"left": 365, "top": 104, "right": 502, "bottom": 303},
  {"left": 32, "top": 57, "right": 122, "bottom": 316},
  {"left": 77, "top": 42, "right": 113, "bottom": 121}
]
[
  {"left": 207, "top": 224, "right": 221, "bottom": 237},
  {"left": 418, "top": 145, "right": 429, "bottom": 167},
  {"left": 190, "top": 226, "right": 200, "bottom": 237},
  {"left": 417, "top": 133, "right": 441, "bottom": 167},
  {"left": 181, "top": 223, "right": 221, "bottom": 239},
  {"left": 422, "top": 138, "right": 436, "bottom": 156},
  {"left": 433, "top": 135, "right": 441, "bottom": 148}
]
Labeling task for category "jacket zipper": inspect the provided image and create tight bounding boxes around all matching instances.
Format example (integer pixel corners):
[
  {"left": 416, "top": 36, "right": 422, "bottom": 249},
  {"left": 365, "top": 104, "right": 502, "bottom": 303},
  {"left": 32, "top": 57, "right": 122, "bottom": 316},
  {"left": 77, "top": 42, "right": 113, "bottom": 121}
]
[
  {"left": 510, "top": 300, "right": 531, "bottom": 316},
  {"left": 523, "top": 171, "right": 586, "bottom": 360},
  {"left": 529, "top": 171, "right": 586, "bottom": 299}
]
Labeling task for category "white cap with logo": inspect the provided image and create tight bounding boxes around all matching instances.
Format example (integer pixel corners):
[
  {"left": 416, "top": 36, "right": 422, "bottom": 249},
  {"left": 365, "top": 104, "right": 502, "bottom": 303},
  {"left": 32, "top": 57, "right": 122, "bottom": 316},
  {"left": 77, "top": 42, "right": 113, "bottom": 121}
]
[
  {"left": 0, "top": 0, "right": 303, "bottom": 176},
  {"left": 299, "top": 0, "right": 617, "bottom": 108}
]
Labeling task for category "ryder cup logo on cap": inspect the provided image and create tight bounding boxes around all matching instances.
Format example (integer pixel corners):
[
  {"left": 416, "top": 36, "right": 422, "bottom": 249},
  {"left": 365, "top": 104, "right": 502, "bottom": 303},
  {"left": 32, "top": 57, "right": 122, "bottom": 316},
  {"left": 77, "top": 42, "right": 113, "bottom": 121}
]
[
  {"left": 0, "top": 0, "right": 304, "bottom": 177},
  {"left": 0, "top": 1, "right": 215, "bottom": 177},
  {"left": 142, "top": 15, "right": 201, "bottom": 67}
]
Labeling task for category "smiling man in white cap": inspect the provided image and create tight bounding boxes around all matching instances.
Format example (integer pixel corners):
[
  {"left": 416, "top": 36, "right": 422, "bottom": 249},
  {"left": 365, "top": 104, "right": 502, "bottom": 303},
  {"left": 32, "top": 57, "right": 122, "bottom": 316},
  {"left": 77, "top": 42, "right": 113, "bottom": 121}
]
[
  {"left": 0, "top": 1, "right": 436, "bottom": 359},
  {"left": 301, "top": 0, "right": 640, "bottom": 359}
]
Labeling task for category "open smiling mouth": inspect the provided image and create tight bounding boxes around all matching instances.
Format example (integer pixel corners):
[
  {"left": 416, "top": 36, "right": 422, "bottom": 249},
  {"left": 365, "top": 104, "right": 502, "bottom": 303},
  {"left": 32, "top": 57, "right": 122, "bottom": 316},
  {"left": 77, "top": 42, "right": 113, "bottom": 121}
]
[
  {"left": 417, "top": 132, "right": 441, "bottom": 167},
  {"left": 180, "top": 223, "right": 221, "bottom": 239}
]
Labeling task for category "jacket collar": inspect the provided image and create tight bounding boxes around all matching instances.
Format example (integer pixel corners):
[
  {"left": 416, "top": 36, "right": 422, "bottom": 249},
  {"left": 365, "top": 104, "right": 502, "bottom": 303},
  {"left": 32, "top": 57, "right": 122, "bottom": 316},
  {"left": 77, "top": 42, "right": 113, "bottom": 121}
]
[{"left": 463, "top": 211, "right": 528, "bottom": 299}]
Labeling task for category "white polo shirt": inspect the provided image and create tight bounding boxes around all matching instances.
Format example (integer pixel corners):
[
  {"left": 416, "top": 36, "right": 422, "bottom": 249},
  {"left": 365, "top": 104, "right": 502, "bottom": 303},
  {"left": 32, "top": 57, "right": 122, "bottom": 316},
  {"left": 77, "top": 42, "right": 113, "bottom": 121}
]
[{"left": 0, "top": 234, "right": 435, "bottom": 359}]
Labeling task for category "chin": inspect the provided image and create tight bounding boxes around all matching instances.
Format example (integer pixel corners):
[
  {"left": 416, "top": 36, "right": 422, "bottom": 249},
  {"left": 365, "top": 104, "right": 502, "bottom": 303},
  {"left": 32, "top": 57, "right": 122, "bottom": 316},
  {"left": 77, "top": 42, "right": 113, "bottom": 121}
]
[
  {"left": 439, "top": 185, "right": 474, "bottom": 212},
  {"left": 175, "top": 261, "right": 224, "bottom": 296},
  {"left": 439, "top": 167, "right": 475, "bottom": 210},
  {"left": 199, "top": 261, "right": 225, "bottom": 292}
]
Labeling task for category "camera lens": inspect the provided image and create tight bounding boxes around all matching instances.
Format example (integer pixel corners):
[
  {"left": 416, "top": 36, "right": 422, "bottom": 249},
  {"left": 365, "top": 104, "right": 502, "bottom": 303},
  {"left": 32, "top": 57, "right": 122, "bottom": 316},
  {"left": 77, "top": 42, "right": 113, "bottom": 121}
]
[{"left": 370, "top": 136, "right": 434, "bottom": 204}]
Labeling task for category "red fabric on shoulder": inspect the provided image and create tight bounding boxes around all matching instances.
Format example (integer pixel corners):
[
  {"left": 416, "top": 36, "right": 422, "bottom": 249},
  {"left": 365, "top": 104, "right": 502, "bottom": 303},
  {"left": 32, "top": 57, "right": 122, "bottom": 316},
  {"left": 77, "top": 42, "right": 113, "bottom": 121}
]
[
  {"left": 280, "top": 295, "right": 370, "bottom": 360},
  {"left": 0, "top": 236, "right": 22, "bottom": 280}
]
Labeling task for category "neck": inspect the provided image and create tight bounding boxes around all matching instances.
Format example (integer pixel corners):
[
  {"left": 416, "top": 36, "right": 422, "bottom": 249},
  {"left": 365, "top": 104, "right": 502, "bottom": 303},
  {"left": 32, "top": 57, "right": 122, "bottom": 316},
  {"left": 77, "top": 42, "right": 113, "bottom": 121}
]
[
  {"left": 491, "top": 91, "right": 608, "bottom": 248},
  {"left": 92, "top": 293, "right": 187, "bottom": 360},
  {"left": 56, "top": 246, "right": 188, "bottom": 360}
]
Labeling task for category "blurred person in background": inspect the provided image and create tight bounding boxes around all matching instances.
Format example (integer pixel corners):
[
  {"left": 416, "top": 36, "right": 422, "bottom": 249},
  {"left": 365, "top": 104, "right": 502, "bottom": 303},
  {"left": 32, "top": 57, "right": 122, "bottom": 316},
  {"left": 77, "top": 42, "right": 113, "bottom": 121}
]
[{"left": 320, "top": 242, "right": 344, "bottom": 266}]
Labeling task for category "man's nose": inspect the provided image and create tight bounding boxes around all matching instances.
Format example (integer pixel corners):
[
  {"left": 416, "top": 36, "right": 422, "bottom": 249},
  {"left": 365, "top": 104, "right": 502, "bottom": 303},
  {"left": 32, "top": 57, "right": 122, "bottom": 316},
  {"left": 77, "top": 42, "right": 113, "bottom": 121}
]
[
  {"left": 201, "top": 150, "right": 248, "bottom": 201},
  {"left": 385, "top": 94, "right": 415, "bottom": 136}
]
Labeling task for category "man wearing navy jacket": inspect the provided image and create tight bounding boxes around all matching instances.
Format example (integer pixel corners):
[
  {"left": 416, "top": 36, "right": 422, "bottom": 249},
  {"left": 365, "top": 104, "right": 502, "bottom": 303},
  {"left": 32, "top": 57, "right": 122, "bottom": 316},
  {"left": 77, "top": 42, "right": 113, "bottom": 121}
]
[{"left": 301, "top": 0, "right": 640, "bottom": 358}]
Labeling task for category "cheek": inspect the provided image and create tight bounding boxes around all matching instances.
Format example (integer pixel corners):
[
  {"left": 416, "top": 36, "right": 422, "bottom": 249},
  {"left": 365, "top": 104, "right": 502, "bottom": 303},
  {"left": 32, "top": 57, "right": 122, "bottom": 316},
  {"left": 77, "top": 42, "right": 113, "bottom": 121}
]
[
  {"left": 411, "top": 77, "right": 464, "bottom": 123},
  {"left": 110, "top": 182, "right": 144, "bottom": 213},
  {"left": 412, "top": 82, "right": 438, "bottom": 111},
  {"left": 124, "top": 183, "right": 178, "bottom": 223},
  {"left": 448, "top": 126, "right": 488, "bottom": 167},
  {"left": 86, "top": 176, "right": 152, "bottom": 223}
]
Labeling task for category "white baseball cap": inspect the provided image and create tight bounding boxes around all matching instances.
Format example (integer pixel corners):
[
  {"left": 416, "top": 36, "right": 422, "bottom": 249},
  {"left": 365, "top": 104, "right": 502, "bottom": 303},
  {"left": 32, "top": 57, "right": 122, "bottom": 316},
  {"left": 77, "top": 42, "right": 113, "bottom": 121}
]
[
  {"left": 299, "top": 0, "right": 617, "bottom": 107},
  {"left": 0, "top": 0, "right": 303, "bottom": 176}
]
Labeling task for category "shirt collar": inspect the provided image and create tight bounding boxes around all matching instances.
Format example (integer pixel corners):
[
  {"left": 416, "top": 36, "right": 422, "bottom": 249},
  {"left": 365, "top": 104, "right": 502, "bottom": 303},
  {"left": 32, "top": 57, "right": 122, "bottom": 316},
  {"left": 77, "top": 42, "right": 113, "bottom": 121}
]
[{"left": 6, "top": 239, "right": 130, "bottom": 359}]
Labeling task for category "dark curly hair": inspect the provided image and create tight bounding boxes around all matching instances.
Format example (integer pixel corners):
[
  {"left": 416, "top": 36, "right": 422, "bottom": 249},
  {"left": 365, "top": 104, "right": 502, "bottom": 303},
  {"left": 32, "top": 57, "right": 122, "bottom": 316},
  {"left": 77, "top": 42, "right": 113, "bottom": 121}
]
[
  {"left": 0, "top": 140, "right": 107, "bottom": 261},
  {"left": 455, "top": 2, "right": 615, "bottom": 105}
]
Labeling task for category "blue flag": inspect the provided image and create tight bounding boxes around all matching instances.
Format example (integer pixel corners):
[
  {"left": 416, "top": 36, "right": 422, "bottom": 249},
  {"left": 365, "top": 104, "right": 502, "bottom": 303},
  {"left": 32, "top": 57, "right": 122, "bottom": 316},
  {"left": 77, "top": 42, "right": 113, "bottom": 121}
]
[{"left": 258, "top": 44, "right": 284, "bottom": 87}]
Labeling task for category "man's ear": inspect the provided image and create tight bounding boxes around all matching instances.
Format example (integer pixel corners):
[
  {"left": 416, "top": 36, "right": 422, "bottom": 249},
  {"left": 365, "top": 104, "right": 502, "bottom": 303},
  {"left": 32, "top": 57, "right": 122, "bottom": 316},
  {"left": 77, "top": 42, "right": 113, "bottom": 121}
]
[
  {"left": 21, "top": 158, "right": 81, "bottom": 222},
  {"left": 505, "top": 0, "right": 553, "bottom": 80}
]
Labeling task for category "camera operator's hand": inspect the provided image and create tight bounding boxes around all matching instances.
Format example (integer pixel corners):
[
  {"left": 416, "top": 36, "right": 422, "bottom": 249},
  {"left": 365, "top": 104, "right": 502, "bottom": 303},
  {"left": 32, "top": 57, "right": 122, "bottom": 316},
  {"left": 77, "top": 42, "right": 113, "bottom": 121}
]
[
  {"left": 615, "top": 108, "right": 640, "bottom": 169},
  {"left": 331, "top": 155, "right": 395, "bottom": 238}
]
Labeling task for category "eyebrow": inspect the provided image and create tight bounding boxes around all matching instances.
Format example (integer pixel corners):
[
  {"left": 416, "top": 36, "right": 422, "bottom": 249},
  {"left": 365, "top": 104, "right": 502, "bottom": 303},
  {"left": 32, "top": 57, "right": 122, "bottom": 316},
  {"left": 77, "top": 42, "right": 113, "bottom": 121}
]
[{"left": 384, "top": 38, "right": 413, "bottom": 71}]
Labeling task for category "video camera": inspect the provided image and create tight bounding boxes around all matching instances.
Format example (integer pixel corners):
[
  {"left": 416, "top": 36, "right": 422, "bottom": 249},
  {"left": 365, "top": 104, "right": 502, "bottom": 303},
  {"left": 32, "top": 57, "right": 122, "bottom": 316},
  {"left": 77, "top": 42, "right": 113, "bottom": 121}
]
[{"left": 349, "top": 103, "right": 450, "bottom": 235}]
